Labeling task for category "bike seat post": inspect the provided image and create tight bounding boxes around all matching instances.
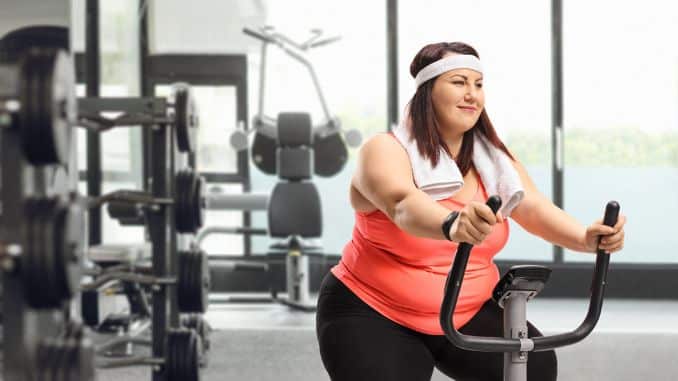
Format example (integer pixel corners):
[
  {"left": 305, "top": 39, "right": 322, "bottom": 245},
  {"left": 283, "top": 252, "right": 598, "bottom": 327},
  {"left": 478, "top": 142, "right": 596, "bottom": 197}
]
[
  {"left": 493, "top": 265, "right": 552, "bottom": 381},
  {"left": 503, "top": 291, "right": 530, "bottom": 381}
]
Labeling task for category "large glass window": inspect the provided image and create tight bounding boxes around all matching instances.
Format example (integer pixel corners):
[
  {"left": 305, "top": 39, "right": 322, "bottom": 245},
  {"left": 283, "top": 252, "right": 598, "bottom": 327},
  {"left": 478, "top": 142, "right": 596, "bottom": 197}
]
[
  {"left": 399, "top": 1, "right": 552, "bottom": 261},
  {"left": 563, "top": 1, "right": 678, "bottom": 263},
  {"left": 155, "top": 85, "right": 239, "bottom": 174},
  {"left": 150, "top": 0, "right": 387, "bottom": 255},
  {"left": 72, "top": 0, "right": 144, "bottom": 244},
  {"left": 247, "top": 1, "right": 387, "bottom": 254}
]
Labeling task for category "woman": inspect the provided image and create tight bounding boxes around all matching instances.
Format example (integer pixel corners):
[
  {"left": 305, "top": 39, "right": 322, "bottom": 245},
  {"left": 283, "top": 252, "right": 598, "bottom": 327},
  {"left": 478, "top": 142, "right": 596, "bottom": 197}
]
[{"left": 315, "top": 42, "right": 627, "bottom": 381}]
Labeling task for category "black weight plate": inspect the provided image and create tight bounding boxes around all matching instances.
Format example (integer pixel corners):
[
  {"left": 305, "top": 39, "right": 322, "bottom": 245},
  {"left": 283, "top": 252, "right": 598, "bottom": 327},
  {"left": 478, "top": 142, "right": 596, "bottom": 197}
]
[
  {"left": 189, "top": 250, "right": 205, "bottom": 313},
  {"left": 188, "top": 173, "right": 205, "bottom": 233},
  {"left": 28, "top": 49, "right": 59, "bottom": 166},
  {"left": 177, "top": 250, "right": 208, "bottom": 313},
  {"left": 173, "top": 84, "right": 198, "bottom": 153},
  {"left": 174, "top": 170, "right": 186, "bottom": 232},
  {"left": 183, "top": 313, "right": 211, "bottom": 363},
  {"left": 184, "top": 171, "right": 199, "bottom": 233},
  {"left": 165, "top": 331, "right": 177, "bottom": 381},
  {"left": 174, "top": 170, "right": 191, "bottom": 233},
  {"left": 23, "top": 199, "right": 45, "bottom": 308},
  {"left": 60, "top": 202, "right": 84, "bottom": 299},
  {"left": 177, "top": 251, "right": 191, "bottom": 312},
  {"left": 313, "top": 130, "right": 348, "bottom": 177},
  {"left": 185, "top": 329, "right": 201, "bottom": 381},
  {"left": 20, "top": 49, "right": 72, "bottom": 166},
  {"left": 198, "top": 250, "right": 209, "bottom": 313},
  {"left": 52, "top": 203, "right": 70, "bottom": 301},
  {"left": 18, "top": 49, "right": 44, "bottom": 164},
  {"left": 35, "top": 50, "right": 57, "bottom": 165},
  {"left": 251, "top": 131, "right": 277, "bottom": 175},
  {"left": 22, "top": 199, "right": 59, "bottom": 308},
  {"left": 168, "top": 329, "right": 200, "bottom": 381},
  {"left": 188, "top": 250, "right": 201, "bottom": 313},
  {"left": 42, "top": 199, "right": 63, "bottom": 307}
]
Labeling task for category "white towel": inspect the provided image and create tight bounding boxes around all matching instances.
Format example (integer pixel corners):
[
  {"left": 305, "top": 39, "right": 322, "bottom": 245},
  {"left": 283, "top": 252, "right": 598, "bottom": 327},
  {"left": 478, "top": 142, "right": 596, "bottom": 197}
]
[{"left": 392, "top": 117, "right": 524, "bottom": 217}]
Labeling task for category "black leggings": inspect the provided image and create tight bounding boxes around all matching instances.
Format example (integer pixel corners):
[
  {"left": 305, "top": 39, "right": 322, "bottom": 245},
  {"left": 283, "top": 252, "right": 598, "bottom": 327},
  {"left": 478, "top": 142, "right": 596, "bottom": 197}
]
[{"left": 316, "top": 272, "right": 557, "bottom": 381}]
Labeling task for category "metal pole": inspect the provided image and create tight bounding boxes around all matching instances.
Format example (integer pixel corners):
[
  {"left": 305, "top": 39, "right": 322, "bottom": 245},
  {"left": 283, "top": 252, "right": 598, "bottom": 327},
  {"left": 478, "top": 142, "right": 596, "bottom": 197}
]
[
  {"left": 551, "top": 0, "right": 564, "bottom": 263},
  {"left": 387, "top": 0, "right": 399, "bottom": 131},
  {"left": 503, "top": 293, "right": 530, "bottom": 381},
  {"left": 86, "top": 0, "right": 102, "bottom": 246}
]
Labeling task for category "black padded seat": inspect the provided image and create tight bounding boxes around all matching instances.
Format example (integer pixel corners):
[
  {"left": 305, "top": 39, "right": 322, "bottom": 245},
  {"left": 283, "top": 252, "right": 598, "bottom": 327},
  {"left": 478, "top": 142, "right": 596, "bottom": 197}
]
[{"left": 267, "top": 182, "right": 322, "bottom": 239}]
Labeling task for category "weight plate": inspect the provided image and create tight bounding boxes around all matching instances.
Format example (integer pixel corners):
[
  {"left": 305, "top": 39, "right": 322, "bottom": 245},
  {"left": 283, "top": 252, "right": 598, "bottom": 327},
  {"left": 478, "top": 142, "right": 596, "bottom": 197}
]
[
  {"left": 22, "top": 198, "right": 58, "bottom": 308},
  {"left": 191, "top": 175, "right": 205, "bottom": 232},
  {"left": 19, "top": 49, "right": 42, "bottom": 163},
  {"left": 198, "top": 250, "right": 210, "bottom": 313},
  {"left": 174, "top": 170, "right": 190, "bottom": 233},
  {"left": 313, "top": 130, "right": 348, "bottom": 177},
  {"left": 175, "top": 169, "right": 204, "bottom": 234},
  {"left": 177, "top": 251, "right": 190, "bottom": 312},
  {"left": 19, "top": 49, "right": 73, "bottom": 166},
  {"left": 177, "top": 250, "right": 209, "bottom": 313},
  {"left": 167, "top": 330, "right": 200, "bottom": 381},
  {"left": 182, "top": 313, "right": 211, "bottom": 366},
  {"left": 185, "top": 329, "right": 201, "bottom": 381},
  {"left": 173, "top": 84, "right": 198, "bottom": 153},
  {"left": 40, "top": 198, "right": 62, "bottom": 308},
  {"left": 60, "top": 202, "right": 84, "bottom": 300},
  {"left": 251, "top": 131, "right": 277, "bottom": 175}
]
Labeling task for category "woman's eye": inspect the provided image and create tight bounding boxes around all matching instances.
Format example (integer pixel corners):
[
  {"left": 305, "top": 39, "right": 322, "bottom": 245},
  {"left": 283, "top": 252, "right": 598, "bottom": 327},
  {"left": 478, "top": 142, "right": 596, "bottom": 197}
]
[
  {"left": 452, "top": 81, "right": 465, "bottom": 85},
  {"left": 476, "top": 83, "right": 483, "bottom": 88}
]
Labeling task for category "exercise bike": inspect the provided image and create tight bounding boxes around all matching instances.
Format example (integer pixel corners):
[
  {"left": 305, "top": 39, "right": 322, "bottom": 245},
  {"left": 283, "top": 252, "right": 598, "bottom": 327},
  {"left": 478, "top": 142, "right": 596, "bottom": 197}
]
[{"left": 441, "top": 195, "right": 620, "bottom": 381}]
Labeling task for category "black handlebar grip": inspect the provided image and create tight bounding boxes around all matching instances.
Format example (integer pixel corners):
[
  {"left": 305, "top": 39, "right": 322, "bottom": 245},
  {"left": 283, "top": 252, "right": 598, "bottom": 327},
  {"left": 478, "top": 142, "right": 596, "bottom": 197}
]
[
  {"left": 602, "top": 201, "right": 620, "bottom": 228},
  {"left": 486, "top": 195, "right": 502, "bottom": 215},
  {"left": 598, "top": 201, "right": 620, "bottom": 255}
]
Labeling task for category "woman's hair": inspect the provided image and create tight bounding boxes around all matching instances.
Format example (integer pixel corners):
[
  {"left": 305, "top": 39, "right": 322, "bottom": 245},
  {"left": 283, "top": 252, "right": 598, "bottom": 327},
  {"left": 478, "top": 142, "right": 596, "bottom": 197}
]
[{"left": 407, "top": 42, "right": 515, "bottom": 174}]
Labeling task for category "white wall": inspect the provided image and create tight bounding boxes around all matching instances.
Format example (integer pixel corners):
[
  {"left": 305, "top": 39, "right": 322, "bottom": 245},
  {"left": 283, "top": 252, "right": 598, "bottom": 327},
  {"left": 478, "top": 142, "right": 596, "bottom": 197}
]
[{"left": 0, "top": 0, "right": 70, "bottom": 38}]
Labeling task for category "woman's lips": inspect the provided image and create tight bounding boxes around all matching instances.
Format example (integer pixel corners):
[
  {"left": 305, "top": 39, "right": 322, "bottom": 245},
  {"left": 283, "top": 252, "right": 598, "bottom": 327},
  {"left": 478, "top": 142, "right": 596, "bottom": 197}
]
[{"left": 458, "top": 106, "right": 477, "bottom": 112}]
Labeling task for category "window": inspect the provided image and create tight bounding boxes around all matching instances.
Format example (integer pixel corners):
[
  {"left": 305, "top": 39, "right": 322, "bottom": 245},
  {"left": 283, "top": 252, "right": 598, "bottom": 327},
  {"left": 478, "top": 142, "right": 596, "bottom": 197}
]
[
  {"left": 562, "top": 1, "right": 678, "bottom": 264},
  {"left": 155, "top": 85, "right": 239, "bottom": 174},
  {"left": 399, "top": 0, "right": 553, "bottom": 260},
  {"left": 72, "top": 0, "right": 144, "bottom": 244},
  {"left": 150, "top": 0, "right": 387, "bottom": 255}
]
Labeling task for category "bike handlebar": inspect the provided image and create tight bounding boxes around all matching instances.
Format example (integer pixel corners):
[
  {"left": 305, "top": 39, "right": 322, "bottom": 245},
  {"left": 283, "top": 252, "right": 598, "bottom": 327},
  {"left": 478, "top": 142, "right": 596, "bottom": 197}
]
[{"left": 440, "top": 196, "right": 620, "bottom": 352}]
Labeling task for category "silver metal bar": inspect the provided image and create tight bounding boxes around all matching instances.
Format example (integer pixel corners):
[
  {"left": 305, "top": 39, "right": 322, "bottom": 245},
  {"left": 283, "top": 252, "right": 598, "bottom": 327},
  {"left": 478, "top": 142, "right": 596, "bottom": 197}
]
[
  {"left": 81, "top": 272, "right": 175, "bottom": 291},
  {"left": 96, "top": 356, "right": 164, "bottom": 369},
  {"left": 206, "top": 193, "right": 268, "bottom": 211}
]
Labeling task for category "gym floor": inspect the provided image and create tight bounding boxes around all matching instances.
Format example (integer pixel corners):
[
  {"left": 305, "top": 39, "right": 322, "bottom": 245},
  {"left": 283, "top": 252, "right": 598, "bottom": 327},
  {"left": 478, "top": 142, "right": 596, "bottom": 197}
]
[{"left": 90, "top": 295, "right": 678, "bottom": 381}]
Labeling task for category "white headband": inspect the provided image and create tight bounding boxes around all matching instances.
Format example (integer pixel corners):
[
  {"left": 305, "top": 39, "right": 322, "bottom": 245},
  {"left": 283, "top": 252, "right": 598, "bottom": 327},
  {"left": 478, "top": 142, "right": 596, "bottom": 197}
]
[{"left": 414, "top": 54, "right": 483, "bottom": 88}]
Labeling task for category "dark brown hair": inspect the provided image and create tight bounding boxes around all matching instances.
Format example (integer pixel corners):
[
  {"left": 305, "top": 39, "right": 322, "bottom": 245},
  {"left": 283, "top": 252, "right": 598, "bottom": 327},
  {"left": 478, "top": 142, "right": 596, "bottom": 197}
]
[{"left": 407, "top": 42, "right": 514, "bottom": 175}]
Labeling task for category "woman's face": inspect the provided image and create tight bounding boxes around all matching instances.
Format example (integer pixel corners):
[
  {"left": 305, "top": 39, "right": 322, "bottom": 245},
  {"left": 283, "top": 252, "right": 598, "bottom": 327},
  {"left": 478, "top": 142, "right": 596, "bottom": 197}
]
[{"left": 431, "top": 56, "right": 484, "bottom": 135}]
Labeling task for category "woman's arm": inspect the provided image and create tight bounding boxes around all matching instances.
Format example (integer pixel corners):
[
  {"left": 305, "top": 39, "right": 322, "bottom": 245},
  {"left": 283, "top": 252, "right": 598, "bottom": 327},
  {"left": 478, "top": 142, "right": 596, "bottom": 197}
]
[
  {"left": 352, "top": 134, "right": 498, "bottom": 243},
  {"left": 508, "top": 156, "right": 624, "bottom": 254},
  {"left": 352, "top": 134, "right": 452, "bottom": 240}
]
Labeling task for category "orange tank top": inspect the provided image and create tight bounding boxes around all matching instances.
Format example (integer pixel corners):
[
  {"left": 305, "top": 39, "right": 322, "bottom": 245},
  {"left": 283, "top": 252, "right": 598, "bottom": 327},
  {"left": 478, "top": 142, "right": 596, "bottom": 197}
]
[{"left": 331, "top": 170, "right": 510, "bottom": 335}]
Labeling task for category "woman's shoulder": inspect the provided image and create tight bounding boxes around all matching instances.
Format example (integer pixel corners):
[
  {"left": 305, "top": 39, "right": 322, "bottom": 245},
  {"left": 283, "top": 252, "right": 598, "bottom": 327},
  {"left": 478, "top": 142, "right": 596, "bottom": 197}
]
[{"left": 360, "top": 132, "right": 405, "bottom": 156}]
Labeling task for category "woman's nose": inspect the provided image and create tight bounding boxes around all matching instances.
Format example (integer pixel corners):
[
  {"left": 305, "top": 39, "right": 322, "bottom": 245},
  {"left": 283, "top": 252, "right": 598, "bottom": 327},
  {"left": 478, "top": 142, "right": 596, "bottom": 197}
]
[{"left": 464, "top": 89, "right": 475, "bottom": 102}]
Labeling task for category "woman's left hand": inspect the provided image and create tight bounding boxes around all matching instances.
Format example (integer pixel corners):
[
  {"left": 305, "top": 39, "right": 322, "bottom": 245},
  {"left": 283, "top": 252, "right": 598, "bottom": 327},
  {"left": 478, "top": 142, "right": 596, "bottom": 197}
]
[{"left": 584, "top": 214, "right": 626, "bottom": 254}]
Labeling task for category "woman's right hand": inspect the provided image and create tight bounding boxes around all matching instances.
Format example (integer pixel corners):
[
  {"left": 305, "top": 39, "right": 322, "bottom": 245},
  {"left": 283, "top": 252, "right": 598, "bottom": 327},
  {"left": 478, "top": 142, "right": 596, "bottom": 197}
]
[{"left": 448, "top": 202, "right": 503, "bottom": 245}]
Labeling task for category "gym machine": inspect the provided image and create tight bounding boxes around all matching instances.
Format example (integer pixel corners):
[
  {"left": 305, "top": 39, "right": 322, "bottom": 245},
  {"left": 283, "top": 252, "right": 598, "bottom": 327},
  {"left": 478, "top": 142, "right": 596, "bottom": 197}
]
[
  {"left": 441, "top": 195, "right": 620, "bottom": 381},
  {"left": 234, "top": 26, "right": 362, "bottom": 175},
  {"left": 197, "top": 26, "right": 364, "bottom": 311}
]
